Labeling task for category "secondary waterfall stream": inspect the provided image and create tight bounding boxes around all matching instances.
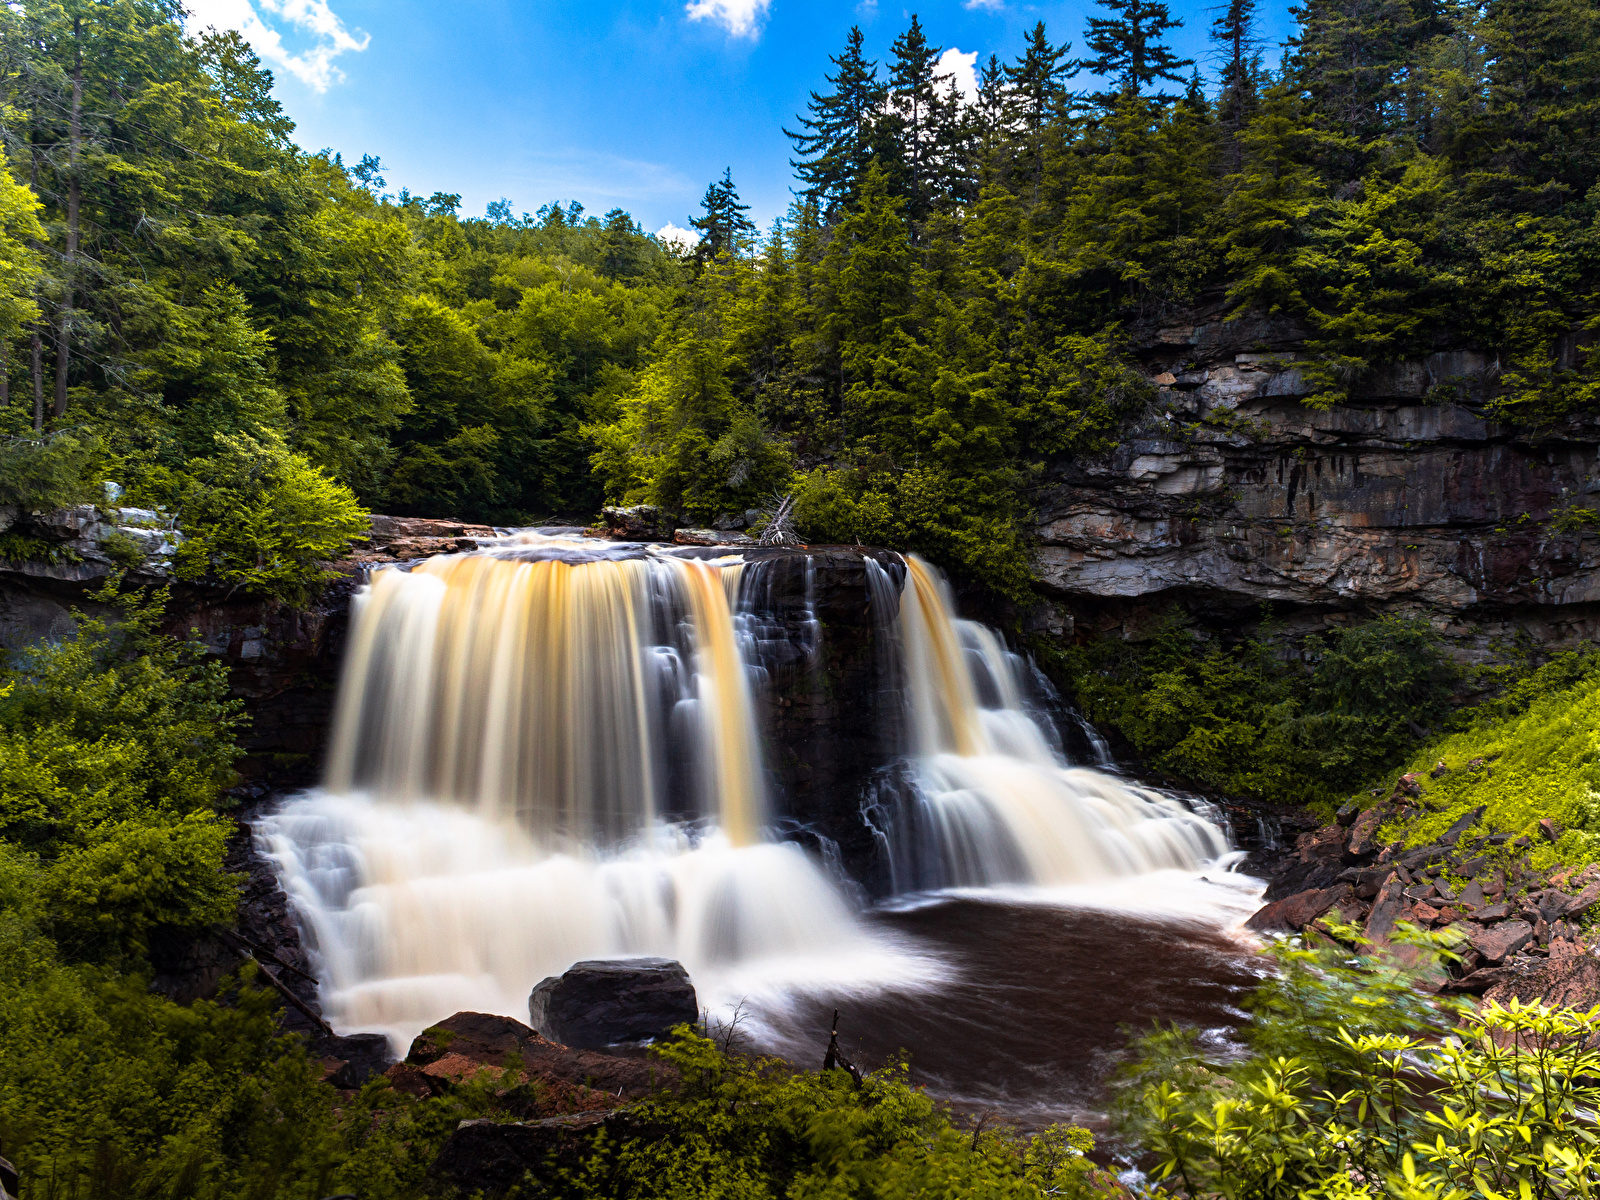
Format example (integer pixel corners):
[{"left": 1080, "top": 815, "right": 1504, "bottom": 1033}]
[{"left": 260, "top": 532, "right": 1257, "bottom": 1110}]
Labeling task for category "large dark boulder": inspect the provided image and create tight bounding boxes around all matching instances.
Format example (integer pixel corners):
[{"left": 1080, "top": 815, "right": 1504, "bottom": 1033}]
[
  {"left": 432, "top": 1110, "right": 667, "bottom": 1195},
  {"left": 312, "top": 1032, "right": 394, "bottom": 1088},
  {"left": 529, "top": 958, "right": 698, "bottom": 1049}
]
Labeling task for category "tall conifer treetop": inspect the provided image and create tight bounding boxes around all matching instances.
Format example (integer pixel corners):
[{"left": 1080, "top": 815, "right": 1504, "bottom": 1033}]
[{"left": 1080, "top": 0, "right": 1195, "bottom": 100}]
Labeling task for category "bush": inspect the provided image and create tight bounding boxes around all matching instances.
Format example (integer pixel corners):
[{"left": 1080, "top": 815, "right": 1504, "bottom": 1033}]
[
  {"left": 1054, "top": 611, "right": 1460, "bottom": 807},
  {"left": 1116, "top": 926, "right": 1600, "bottom": 1200},
  {"left": 557, "top": 1030, "right": 1105, "bottom": 1200},
  {"left": 0, "top": 582, "right": 244, "bottom": 956},
  {"left": 164, "top": 431, "right": 369, "bottom": 603},
  {"left": 0, "top": 431, "right": 102, "bottom": 512}
]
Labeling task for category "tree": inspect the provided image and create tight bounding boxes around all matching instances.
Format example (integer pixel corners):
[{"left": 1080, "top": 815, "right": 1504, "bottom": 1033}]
[
  {"left": 884, "top": 15, "right": 959, "bottom": 229},
  {"left": 1079, "top": 0, "right": 1194, "bottom": 100},
  {"left": 1211, "top": 0, "right": 1266, "bottom": 171},
  {"left": 785, "top": 26, "right": 887, "bottom": 222},
  {"left": 691, "top": 169, "right": 756, "bottom": 264}
]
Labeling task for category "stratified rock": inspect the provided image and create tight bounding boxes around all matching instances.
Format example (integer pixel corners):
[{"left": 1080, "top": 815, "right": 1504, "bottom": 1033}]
[
  {"left": 1365, "top": 873, "right": 1408, "bottom": 941},
  {"left": 1469, "top": 920, "right": 1534, "bottom": 965},
  {"left": 529, "top": 958, "right": 698, "bottom": 1050}
]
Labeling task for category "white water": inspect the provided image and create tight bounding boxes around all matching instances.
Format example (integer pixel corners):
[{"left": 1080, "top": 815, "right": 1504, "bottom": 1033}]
[{"left": 262, "top": 534, "right": 1241, "bottom": 1051}]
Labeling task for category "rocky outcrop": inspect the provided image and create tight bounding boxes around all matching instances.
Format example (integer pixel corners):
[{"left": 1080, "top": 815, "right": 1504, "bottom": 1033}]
[
  {"left": 1250, "top": 778, "right": 1600, "bottom": 1007},
  {"left": 1035, "top": 300, "right": 1600, "bottom": 657},
  {"left": 528, "top": 959, "right": 698, "bottom": 1049}
]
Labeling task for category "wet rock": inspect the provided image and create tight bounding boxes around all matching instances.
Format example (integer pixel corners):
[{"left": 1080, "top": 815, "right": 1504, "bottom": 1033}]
[
  {"left": 1246, "top": 885, "right": 1351, "bottom": 933},
  {"left": 1469, "top": 920, "right": 1534, "bottom": 965},
  {"left": 673, "top": 528, "right": 755, "bottom": 547},
  {"left": 599, "top": 504, "right": 673, "bottom": 541},
  {"left": 529, "top": 958, "right": 698, "bottom": 1050}
]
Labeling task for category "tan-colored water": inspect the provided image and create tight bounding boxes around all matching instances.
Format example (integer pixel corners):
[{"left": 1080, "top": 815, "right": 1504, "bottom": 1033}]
[{"left": 325, "top": 543, "right": 764, "bottom": 846}]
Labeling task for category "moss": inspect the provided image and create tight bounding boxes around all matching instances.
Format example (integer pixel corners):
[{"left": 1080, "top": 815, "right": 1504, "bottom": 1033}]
[
  {"left": 1394, "top": 651, "right": 1600, "bottom": 867},
  {"left": 0, "top": 532, "right": 82, "bottom": 566}
]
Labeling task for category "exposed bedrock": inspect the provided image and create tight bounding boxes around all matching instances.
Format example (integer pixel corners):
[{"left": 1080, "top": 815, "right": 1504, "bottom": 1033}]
[{"left": 1033, "top": 304, "right": 1600, "bottom": 656}]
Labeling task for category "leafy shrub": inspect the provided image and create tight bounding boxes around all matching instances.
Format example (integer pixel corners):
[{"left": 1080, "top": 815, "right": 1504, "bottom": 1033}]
[
  {"left": 98, "top": 529, "right": 148, "bottom": 570},
  {"left": 1054, "top": 611, "right": 1460, "bottom": 807},
  {"left": 0, "top": 431, "right": 102, "bottom": 512},
  {"left": 162, "top": 431, "right": 369, "bottom": 603},
  {"left": 558, "top": 1030, "right": 1104, "bottom": 1200},
  {"left": 0, "top": 582, "right": 244, "bottom": 956},
  {"left": 1117, "top": 926, "right": 1600, "bottom": 1200}
]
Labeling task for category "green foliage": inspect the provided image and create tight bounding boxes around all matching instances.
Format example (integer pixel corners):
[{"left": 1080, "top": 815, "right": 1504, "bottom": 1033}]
[
  {"left": 0, "top": 582, "right": 243, "bottom": 954},
  {"left": 1396, "top": 649, "right": 1600, "bottom": 868},
  {"left": 1057, "top": 611, "right": 1459, "bottom": 805},
  {"left": 0, "top": 432, "right": 102, "bottom": 511},
  {"left": 159, "top": 431, "right": 368, "bottom": 603},
  {"left": 1117, "top": 926, "right": 1600, "bottom": 1200},
  {"left": 557, "top": 1030, "right": 1103, "bottom": 1200}
]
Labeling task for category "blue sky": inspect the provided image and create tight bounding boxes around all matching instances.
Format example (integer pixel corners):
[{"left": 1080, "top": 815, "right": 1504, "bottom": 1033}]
[{"left": 185, "top": 0, "right": 1298, "bottom": 239}]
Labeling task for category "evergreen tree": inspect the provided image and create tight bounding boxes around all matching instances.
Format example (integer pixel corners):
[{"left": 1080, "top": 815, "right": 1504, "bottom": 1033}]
[
  {"left": 1212, "top": 0, "right": 1266, "bottom": 171},
  {"left": 884, "top": 15, "right": 959, "bottom": 230},
  {"left": 691, "top": 169, "right": 757, "bottom": 264},
  {"left": 1289, "top": 0, "right": 1447, "bottom": 153},
  {"left": 1080, "top": 0, "right": 1194, "bottom": 100},
  {"left": 785, "top": 26, "right": 887, "bottom": 222}
]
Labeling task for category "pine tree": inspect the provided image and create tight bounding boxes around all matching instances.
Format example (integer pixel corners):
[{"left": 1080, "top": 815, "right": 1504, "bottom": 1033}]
[
  {"left": 1212, "top": 0, "right": 1265, "bottom": 171},
  {"left": 785, "top": 27, "right": 887, "bottom": 222},
  {"left": 1289, "top": 0, "right": 1446, "bottom": 153},
  {"left": 691, "top": 169, "right": 757, "bottom": 264},
  {"left": 885, "top": 15, "right": 959, "bottom": 230},
  {"left": 1079, "top": 0, "right": 1194, "bottom": 101},
  {"left": 1000, "top": 23, "right": 1078, "bottom": 205}
]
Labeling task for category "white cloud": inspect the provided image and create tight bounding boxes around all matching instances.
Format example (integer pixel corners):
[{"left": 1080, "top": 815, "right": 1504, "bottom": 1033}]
[
  {"left": 684, "top": 0, "right": 771, "bottom": 39},
  {"left": 963, "top": 0, "right": 1005, "bottom": 11},
  {"left": 938, "top": 47, "right": 980, "bottom": 106},
  {"left": 655, "top": 222, "right": 701, "bottom": 250},
  {"left": 184, "top": 0, "right": 369, "bottom": 92}
]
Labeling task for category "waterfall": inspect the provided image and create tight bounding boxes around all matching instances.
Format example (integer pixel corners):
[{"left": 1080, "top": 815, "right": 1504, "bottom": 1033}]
[
  {"left": 322, "top": 539, "right": 766, "bottom": 846},
  {"left": 261, "top": 534, "right": 1230, "bottom": 1050},
  {"left": 867, "top": 555, "right": 1229, "bottom": 892}
]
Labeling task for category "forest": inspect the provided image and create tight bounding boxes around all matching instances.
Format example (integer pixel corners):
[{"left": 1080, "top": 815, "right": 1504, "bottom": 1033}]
[{"left": 4, "top": 0, "right": 1600, "bottom": 1195}]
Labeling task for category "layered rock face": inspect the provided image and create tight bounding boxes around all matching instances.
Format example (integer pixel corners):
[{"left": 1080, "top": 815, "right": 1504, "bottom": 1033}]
[{"left": 1034, "top": 304, "right": 1600, "bottom": 655}]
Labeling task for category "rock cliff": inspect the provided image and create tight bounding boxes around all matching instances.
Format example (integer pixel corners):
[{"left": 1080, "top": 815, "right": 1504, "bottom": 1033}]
[{"left": 1034, "top": 300, "right": 1600, "bottom": 657}]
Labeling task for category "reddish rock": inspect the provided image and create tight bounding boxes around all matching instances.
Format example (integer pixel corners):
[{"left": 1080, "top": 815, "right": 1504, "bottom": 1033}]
[
  {"left": 386, "top": 1062, "right": 447, "bottom": 1098},
  {"left": 1246, "top": 886, "right": 1351, "bottom": 933},
  {"left": 1297, "top": 825, "right": 1347, "bottom": 864},
  {"left": 405, "top": 1011, "right": 672, "bottom": 1099},
  {"left": 1459, "top": 879, "right": 1486, "bottom": 908},
  {"left": 1393, "top": 773, "right": 1424, "bottom": 798},
  {"left": 1346, "top": 808, "right": 1390, "bottom": 860},
  {"left": 1469, "top": 920, "right": 1534, "bottom": 965},
  {"left": 1410, "top": 900, "right": 1442, "bottom": 925},
  {"left": 1538, "top": 818, "right": 1565, "bottom": 844},
  {"left": 1365, "top": 873, "right": 1408, "bottom": 941},
  {"left": 1561, "top": 884, "right": 1600, "bottom": 920},
  {"left": 1483, "top": 954, "right": 1600, "bottom": 1011}
]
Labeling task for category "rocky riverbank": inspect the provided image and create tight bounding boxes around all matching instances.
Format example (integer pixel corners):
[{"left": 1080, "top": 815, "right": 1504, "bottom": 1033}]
[{"left": 1246, "top": 777, "right": 1600, "bottom": 1010}]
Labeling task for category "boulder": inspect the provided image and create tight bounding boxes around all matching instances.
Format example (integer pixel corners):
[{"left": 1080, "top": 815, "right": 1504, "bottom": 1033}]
[
  {"left": 407, "top": 1010, "right": 673, "bottom": 1097},
  {"left": 529, "top": 958, "right": 698, "bottom": 1050},
  {"left": 1345, "top": 807, "right": 1389, "bottom": 860},
  {"left": 1365, "top": 873, "right": 1408, "bottom": 941},
  {"left": 1484, "top": 953, "right": 1600, "bottom": 1012},
  {"left": 599, "top": 505, "right": 673, "bottom": 542},
  {"left": 408, "top": 1011, "right": 541, "bottom": 1065},
  {"left": 1246, "top": 885, "right": 1350, "bottom": 933},
  {"left": 673, "top": 528, "right": 755, "bottom": 547},
  {"left": 312, "top": 1031, "right": 394, "bottom": 1089},
  {"left": 1469, "top": 920, "right": 1534, "bottom": 965}
]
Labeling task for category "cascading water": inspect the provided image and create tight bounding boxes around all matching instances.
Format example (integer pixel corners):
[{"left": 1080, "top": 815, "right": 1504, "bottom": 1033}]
[
  {"left": 259, "top": 533, "right": 1238, "bottom": 1058},
  {"left": 866, "top": 555, "right": 1230, "bottom": 892},
  {"left": 260, "top": 534, "right": 933, "bottom": 1049}
]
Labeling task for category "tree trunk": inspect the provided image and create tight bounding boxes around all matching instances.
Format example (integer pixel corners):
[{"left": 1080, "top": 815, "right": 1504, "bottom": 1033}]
[
  {"left": 54, "top": 16, "right": 82, "bottom": 419},
  {"left": 1, "top": 341, "right": 9, "bottom": 406},
  {"left": 31, "top": 324, "right": 44, "bottom": 432}
]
